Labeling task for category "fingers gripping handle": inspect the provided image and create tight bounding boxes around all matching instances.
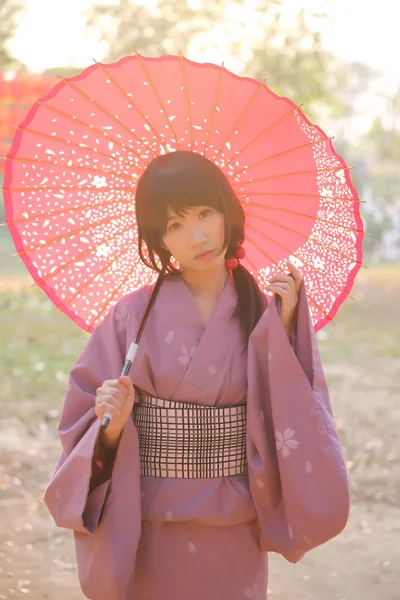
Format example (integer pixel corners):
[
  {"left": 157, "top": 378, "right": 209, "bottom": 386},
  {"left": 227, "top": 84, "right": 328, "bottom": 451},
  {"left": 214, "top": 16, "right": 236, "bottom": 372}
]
[{"left": 100, "top": 342, "right": 138, "bottom": 431}]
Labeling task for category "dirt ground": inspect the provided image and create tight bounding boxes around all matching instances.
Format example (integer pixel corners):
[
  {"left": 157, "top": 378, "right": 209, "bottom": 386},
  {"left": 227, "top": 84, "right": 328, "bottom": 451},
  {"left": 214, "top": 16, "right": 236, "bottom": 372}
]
[{"left": 1, "top": 266, "right": 400, "bottom": 599}]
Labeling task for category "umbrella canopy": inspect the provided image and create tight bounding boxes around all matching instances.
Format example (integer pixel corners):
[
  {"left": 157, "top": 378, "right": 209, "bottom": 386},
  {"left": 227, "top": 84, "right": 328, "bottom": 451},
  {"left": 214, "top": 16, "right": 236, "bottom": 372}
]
[{"left": 2, "top": 54, "right": 364, "bottom": 333}]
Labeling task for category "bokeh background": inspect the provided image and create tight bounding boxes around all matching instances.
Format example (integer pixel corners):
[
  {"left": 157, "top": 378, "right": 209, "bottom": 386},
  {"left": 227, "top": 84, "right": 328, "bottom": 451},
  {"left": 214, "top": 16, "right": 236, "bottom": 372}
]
[{"left": 0, "top": 1, "right": 399, "bottom": 599}]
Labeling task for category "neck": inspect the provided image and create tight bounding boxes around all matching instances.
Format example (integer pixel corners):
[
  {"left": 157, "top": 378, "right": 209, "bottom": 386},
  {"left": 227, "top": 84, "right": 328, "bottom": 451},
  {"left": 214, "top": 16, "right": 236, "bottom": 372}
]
[{"left": 180, "top": 264, "right": 229, "bottom": 299}]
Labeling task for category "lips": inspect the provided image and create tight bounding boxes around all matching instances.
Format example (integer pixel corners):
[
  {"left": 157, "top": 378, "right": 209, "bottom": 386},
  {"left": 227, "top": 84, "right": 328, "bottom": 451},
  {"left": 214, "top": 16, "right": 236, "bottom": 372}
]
[{"left": 195, "top": 250, "right": 213, "bottom": 259}]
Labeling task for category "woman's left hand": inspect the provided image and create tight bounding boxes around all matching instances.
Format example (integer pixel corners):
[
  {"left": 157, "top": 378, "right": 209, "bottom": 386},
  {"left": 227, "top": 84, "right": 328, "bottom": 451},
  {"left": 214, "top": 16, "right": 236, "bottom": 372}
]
[{"left": 267, "top": 259, "right": 303, "bottom": 336}]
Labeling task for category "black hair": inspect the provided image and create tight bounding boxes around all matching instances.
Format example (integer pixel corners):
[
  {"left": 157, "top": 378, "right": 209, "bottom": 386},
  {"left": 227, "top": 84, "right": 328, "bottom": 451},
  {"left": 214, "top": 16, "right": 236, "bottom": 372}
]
[{"left": 135, "top": 151, "right": 265, "bottom": 342}]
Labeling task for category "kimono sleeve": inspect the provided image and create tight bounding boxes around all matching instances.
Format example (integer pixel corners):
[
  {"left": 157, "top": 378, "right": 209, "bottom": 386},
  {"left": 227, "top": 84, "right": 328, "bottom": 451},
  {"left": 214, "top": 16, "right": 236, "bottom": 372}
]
[
  {"left": 43, "top": 301, "right": 127, "bottom": 534},
  {"left": 247, "top": 282, "right": 350, "bottom": 563}
]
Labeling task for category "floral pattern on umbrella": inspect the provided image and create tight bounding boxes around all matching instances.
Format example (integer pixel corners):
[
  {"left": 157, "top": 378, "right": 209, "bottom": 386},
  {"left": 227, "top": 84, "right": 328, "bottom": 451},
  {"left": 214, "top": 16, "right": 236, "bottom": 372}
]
[{"left": 2, "top": 53, "right": 364, "bottom": 332}]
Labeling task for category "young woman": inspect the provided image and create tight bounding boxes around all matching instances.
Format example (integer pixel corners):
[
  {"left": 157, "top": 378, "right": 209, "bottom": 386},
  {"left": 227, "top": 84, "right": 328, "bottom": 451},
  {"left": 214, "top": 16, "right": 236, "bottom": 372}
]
[{"left": 44, "top": 151, "right": 350, "bottom": 600}]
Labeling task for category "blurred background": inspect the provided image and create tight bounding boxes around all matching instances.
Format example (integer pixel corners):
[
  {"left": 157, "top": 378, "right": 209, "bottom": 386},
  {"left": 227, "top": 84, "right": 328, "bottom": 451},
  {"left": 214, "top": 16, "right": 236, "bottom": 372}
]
[{"left": 0, "top": 1, "right": 399, "bottom": 599}]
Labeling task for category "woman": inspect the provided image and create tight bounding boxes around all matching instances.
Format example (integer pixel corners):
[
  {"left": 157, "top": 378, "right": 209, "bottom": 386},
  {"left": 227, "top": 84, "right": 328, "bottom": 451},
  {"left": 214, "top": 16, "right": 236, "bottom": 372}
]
[{"left": 44, "top": 151, "right": 350, "bottom": 600}]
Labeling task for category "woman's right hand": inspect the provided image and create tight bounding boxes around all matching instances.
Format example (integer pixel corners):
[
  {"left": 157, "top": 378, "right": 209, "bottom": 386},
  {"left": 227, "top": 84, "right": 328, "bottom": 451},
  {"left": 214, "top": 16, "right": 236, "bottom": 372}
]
[{"left": 95, "top": 376, "right": 136, "bottom": 447}]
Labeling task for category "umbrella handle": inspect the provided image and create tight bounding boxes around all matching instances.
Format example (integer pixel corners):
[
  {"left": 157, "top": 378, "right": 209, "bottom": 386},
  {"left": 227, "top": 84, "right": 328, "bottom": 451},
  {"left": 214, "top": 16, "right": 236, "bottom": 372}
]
[
  {"left": 100, "top": 273, "right": 164, "bottom": 431},
  {"left": 100, "top": 412, "right": 112, "bottom": 430},
  {"left": 100, "top": 342, "right": 138, "bottom": 430}
]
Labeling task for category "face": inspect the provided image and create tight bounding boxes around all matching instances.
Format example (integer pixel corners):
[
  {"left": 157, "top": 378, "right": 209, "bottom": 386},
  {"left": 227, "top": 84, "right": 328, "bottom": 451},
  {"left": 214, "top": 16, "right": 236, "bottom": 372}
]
[{"left": 161, "top": 205, "right": 226, "bottom": 271}]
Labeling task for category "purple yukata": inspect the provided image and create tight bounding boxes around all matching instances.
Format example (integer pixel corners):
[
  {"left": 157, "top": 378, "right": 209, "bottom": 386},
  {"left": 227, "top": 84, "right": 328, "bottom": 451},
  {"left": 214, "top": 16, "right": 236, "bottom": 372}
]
[{"left": 44, "top": 275, "right": 350, "bottom": 600}]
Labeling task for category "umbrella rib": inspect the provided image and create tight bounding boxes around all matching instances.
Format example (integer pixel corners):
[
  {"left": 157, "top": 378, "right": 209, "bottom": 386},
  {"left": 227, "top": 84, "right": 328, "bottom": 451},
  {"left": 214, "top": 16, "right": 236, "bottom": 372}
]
[
  {"left": 247, "top": 191, "right": 363, "bottom": 203},
  {"left": 224, "top": 102, "right": 303, "bottom": 167},
  {"left": 54, "top": 240, "right": 139, "bottom": 324},
  {"left": 85, "top": 256, "right": 142, "bottom": 331},
  {"left": 4, "top": 194, "right": 362, "bottom": 248},
  {"left": 230, "top": 136, "right": 333, "bottom": 177},
  {"left": 5, "top": 185, "right": 137, "bottom": 194},
  {"left": 92, "top": 59, "right": 167, "bottom": 154},
  {"left": 203, "top": 62, "right": 224, "bottom": 158},
  {"left": 245, "top": 238, "right": 277, "bottom": 270},
  {"left": 8, "top": 181, "right": 363, "bottom": 237},
  {"left": 30, "top": 221, "right": 137, "bottom": 286},
  {"left": 244, "top": 231, "right": 333, "bottom": 322},
  {"left": 245, "top": 210, "right": 363, "bottom": 268},
  {"left": 58, "top": 75, "right": 159, "bottom": 158},
  {"left": 13, "top": 210, "right": 136, "bottom": 256},
  {"left": 134, "top": 52, "right": 181, "bottom": 150},
  {"left": 9, "top": 124, "right": 141, "bottom": 172},
  {"left": 215, "top": 79, "right": 266, "bottom": 158},
  {"left": 246, "top": 221, "right": 354, "bottom": 300},
  {"left": 3, "top": 196, "right": 134, "bottom": 228},
  {"left": 239, "top": 165, "right": 353, "bottom": 186},
  {"left": 5, "top": 196, "right": 362, "bottom": 259},
  {"left": 1, "top": 154, "right": 143, "bottom": 182},
  {"left": 179, "top": 53, "right": 194, "bottom": 151},
  {"left": 246, "top": 202, "right": 364, "bottom": 235},
  {"left": 30, "top": 97, "right": 151, "bottom": 161}
]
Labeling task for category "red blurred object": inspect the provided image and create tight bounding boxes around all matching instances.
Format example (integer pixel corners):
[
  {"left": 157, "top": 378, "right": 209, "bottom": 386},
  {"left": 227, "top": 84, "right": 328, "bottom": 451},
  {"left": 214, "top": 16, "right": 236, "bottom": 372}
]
[
  {"left": 0, "top": 71, "right": 58, "bottom": 174},
  {"left": 2, "top": 54, "right": 364, "bottom": 333}
]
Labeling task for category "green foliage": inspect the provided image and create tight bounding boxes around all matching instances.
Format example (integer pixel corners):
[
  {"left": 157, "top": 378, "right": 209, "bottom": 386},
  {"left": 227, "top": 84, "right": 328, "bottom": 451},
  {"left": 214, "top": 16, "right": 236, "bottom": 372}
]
[
  {"left": 86, "top": 0, "right": 346, "bottom": 119},
  {"left": 360, "top": 117, "right": 400, "bottom": 162},
  {"left": 86, "top": 0, "right": 208, "bottom": 58},
  {"left": 0, "top": 0, "right": 23, "bottom": 69}
]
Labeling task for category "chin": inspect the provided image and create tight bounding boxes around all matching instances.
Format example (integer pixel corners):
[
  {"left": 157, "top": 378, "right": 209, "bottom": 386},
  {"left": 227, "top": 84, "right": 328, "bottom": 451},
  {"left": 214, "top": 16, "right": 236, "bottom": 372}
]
[{"left": 192, "top": 258, "right": 225, "bottom": 271}]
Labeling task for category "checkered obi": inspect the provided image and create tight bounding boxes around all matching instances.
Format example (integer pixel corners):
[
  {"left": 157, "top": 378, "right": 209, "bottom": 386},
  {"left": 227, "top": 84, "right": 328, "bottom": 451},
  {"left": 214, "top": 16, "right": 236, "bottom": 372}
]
[{"left": 132, "top": 393, "right": 248, "bottom": 479}]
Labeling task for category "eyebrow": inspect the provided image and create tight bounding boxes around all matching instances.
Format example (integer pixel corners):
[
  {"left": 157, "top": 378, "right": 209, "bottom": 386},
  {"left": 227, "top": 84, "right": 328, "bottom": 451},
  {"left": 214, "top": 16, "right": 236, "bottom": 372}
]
[
  {"left": 166, "top": 214, "right": 180, "bottom": 224},
  {"left": 166, "top": 209, "right": 188, "bottom": 223}
]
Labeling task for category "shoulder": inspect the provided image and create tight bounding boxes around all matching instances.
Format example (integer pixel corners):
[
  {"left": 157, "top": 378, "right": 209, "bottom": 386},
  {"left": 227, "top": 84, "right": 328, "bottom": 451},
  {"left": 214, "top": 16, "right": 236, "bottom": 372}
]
[
  {"left": 91, "top": 283, "right": 156, "bottom": 339},
  {"left": 114, "top": 283, "right": 155, "bottom": 316}
]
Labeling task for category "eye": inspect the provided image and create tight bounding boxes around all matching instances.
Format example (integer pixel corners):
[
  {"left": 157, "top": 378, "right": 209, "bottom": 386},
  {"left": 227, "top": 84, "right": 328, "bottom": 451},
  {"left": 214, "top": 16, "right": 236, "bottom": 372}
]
[
  {"left": 199, "top": 208, "right": 213, "bottom": 219},
  {"left": 167, "top": 221, "right": 183, "bottom": 232}
]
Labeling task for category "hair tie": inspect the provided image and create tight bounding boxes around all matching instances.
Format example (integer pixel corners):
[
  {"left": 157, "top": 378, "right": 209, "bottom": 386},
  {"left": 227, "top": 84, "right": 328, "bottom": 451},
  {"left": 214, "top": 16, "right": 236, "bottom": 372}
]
[
  {"left": 225, "top": 246, "right": 246, "bottom": 271},
  {"left": 234, "top": 246, "right": 246, "bottom": 260}
]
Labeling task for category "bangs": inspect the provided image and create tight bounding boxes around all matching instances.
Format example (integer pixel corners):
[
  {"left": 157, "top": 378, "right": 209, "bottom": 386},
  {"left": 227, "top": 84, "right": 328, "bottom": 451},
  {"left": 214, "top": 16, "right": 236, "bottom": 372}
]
[{"left": 138, "top": 153, "right": 225, "bottom": 234}]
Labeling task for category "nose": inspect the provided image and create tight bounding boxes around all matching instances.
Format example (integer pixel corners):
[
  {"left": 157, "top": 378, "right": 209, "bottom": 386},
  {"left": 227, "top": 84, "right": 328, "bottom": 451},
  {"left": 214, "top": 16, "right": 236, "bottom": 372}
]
[{"left": 190, "top": 223, "right": 207, "bottom": 247}]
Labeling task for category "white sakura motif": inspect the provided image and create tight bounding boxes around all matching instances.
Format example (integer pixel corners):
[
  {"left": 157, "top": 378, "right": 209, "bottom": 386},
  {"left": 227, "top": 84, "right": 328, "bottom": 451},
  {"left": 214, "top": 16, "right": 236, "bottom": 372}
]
[
  {"left": 313, "top": 255, "right": 325, "bottom": 270},
  {"left": 208, "top": 364, "right": 217, "bottom": 375},
  {"left": 256, "top": 478, "right": 265, "bottom": 489},
  {"left": 335, "top": 169, "right": 346, "bottom": 184},
  {"left": 165, "top": 511, "right": 173, "bottom": 520},
  {"left": 305, "top": 461, "right": 313, "bottom": 474},
  {"left": 92, "top": 175, "right": 108, "bottom": 188},
  {"left": 244, "top": 582, "right": 262, "bottom": 599},
  {"left": 165, "top": 330, "right": 174, "bottom": 344},
  {"left": 114, "top": 304, "right": 129, "bottom": 333},
  {"left": 188, "top": 542, "right": 196, "bottom": 554},
  {"left": 320, "top": 186, "right": 332, "bottom": 198},
  {"left": 95, "top": 243, "right": 111, "bottom": 258},
  {"left": 275, "top": 428, "right": 299, "bottom": 458},
  {"left": 177, "top": 345, "right": 196, "bottom": 365}
]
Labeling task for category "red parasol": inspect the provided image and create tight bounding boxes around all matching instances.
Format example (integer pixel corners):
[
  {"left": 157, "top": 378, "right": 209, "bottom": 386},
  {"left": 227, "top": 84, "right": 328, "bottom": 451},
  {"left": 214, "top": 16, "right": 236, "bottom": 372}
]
[{"left": 2, "top": 54, "right": 364, "bottom": 333}]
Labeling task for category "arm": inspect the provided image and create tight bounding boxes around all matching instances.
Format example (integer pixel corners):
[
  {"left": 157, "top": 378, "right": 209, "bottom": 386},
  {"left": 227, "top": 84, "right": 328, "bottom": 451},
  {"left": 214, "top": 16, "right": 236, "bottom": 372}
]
[
  {"left": 44, "top": 302, "right": 127, "bottom": 533},
  {"left": 247, "top": 282, "right": 350, "bottom": 563}
]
